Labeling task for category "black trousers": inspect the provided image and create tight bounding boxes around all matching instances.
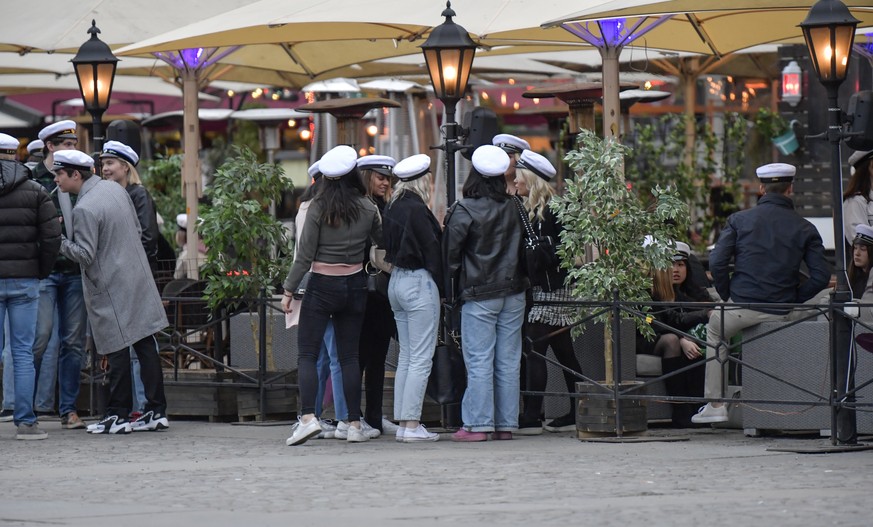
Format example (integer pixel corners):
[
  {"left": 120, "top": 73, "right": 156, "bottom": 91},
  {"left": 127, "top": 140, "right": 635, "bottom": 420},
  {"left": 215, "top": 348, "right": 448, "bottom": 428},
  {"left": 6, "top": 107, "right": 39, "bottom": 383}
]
[
  {"left": 106, "top": 334, "right": 167, "bottom": 418},
  {"left": 521, "top": 322, "right": 582, "bottom": 421},
  {"left": 358, "top": 291, "right": 396, "bottom": 430},
  {"left": 298, "top": 272, "right": 368, "bottom": 421}
]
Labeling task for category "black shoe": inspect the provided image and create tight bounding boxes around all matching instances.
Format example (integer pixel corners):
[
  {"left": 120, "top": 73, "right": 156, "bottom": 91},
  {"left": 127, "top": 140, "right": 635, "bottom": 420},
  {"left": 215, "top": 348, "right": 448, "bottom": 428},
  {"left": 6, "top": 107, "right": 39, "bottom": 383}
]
[
  {"left": 131, "top": 411, "right": 170, "bottom": 432},
  {"left": 0, "top": 409, "right": 13, "bottom": 422},
  {"left": 516, "top": 417, "right": 543, "bottom": 436},
  {"left": 544, "top": 413, "right": 576, "bottom": 432}
]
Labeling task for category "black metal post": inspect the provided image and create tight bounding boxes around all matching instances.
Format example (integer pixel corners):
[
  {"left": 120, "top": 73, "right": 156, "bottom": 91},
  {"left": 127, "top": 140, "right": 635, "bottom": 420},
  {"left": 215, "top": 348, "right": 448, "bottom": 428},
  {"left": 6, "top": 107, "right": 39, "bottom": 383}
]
[
  {"left": 444, "top": 101, "right": 459, "bottom": 205},
  {"left": 258, "top": 289, "right": 268, "bottom": 421},
  {"left": 826, "top": 84, "right": 857, "bottom": 445},
  {"left": 90, "top": 109, "right": 106, "bottom": 152},
  {"left": 611, "top": 289, "right": 623, "bottom": 438}
]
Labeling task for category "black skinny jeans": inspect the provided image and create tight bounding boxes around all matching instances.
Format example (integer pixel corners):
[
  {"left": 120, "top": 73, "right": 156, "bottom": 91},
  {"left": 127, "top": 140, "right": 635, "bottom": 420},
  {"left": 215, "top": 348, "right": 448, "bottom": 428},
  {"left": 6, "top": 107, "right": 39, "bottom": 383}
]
[
  {"left": 358, "top": 291, "right": 396, "bottom": 430},
  {"left": 106, "top": 334, "right": 167, "bottom": 418},
  {"left": 298, "top": 272, "right": 368, "bottom": 421},
  {"left": 521, "top": 322, "right": 582, "bottom": 421}
]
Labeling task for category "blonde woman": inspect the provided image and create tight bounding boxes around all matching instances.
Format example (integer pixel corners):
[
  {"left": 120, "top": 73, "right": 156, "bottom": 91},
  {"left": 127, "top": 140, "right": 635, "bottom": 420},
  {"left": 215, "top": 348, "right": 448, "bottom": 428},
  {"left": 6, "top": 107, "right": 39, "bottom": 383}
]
[
  {"left": 383, "top": 154, "right": 443, "bottom": 442},
  {"left": 513, "top": 150, "right": 583, "bottom": 434},
  {"left": 100, "top": 141, "right": 159, "bottom": 272}
]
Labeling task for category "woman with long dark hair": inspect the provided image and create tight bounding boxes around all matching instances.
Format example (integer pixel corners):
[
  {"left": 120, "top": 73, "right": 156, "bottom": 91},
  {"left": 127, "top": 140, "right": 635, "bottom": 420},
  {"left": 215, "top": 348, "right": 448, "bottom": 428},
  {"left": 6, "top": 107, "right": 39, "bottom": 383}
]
[
  {"left": 281, "top": 145, "right": 382, "bottom": 446},
  {"left": 843, "top": 149, "right": 873, "bottom": 246},
  {"left": 849, "top": 224, "right": 873, "bottom": 299},
  {"left": 641, "top": 242, "right": 713, "bottom": 427},
  {"left": 444, "top": 145, "right": 529, "bottom": 442}
]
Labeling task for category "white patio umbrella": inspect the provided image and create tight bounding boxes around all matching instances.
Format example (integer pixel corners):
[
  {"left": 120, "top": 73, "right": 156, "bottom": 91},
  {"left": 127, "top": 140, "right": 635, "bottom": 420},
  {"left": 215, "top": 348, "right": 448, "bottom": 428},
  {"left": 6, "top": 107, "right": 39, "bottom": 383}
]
[{"left": 542, "top": 1, "right": 873, "bottom": 144}]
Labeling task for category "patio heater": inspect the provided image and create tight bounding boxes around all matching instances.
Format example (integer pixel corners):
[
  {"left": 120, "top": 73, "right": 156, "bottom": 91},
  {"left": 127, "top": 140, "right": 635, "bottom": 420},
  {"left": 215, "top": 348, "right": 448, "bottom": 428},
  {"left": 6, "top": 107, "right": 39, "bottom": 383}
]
[
  {"left": 421, "top": 1, "right": 477, "bottom": 205},
  {"left": 71, "top": 20, "right": 118, "bottom": 152},
  {"left": 800, "top": 0, "right": 860, "bottom": 446}
]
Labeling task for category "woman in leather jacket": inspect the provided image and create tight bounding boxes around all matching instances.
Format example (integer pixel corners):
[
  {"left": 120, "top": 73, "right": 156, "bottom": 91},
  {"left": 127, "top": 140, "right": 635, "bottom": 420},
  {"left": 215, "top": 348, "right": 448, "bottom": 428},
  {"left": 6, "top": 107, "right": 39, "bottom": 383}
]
[{"left": 443, "top": 145, "right": 528, "bottom": 442}]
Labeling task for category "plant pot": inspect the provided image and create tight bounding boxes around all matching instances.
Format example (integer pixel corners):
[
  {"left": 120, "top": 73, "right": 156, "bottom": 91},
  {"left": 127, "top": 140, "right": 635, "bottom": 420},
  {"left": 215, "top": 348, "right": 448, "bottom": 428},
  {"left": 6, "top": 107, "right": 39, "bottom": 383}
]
[
  {"left": 575, "top": 381, "right": 648, "bottom": 437},
  {"left": 772, "top": 129, "right": 799, "bottom": 156}
]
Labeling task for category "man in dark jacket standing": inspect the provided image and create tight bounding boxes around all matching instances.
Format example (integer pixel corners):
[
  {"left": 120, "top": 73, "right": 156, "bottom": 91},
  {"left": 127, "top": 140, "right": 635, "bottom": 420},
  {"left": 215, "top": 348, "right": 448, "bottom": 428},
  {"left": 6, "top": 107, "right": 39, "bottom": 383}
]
[
  {"left": 0, "top": 132, "right": 61, "bottom": 440},
  {"left": 30, "top": 120, "right": 88, "bottom": 428},
  {"left": 693, "top": 163, "right": 830, "bottom": 424}
]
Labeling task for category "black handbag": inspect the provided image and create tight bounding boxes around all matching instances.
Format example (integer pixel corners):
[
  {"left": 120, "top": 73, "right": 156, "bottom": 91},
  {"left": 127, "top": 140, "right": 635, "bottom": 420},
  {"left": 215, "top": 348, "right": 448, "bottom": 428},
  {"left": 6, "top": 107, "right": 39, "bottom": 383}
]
[
  {"left": 293, "top": 271, "right": 312, "bottom": 300},
  {"left": 365, "top": 262, "right": 390, "bottom": 297},
  {"left": 426, "top": 306, "right": 467, "bottom": 405},
  {"left": 512, "top": 196, "right": 559, "bottom": 292}
]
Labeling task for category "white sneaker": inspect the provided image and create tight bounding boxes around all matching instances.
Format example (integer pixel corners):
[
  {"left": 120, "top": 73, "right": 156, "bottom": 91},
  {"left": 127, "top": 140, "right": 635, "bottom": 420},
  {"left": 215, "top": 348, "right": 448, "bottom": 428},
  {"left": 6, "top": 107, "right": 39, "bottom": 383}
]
[
  {"left": 334, "top": 421, "right": 349, "bottom": 440},
  {"left": 286, "top": 417, "right": 322, "bottom": 446},
  {"left": 690, "top": 403, "right": 729, "bottom": 424},
  {"left": 360, "top": 419, "right": 381, "bottom": 439},
  {"left": 395, "top": 427, "right": 405, "bottom": 442},
  {"left": 401, "top": 424, "right": 440, "bottom": 443},
  {"left": 317, "top": 419, "right": 337, "bottom": 439},
  {"left": 347, "top": 423, "right": 369, "bottom": 443},
  {"left": 87, "top": 415, "right": 132, "bottom": 435},
  {"left": 381, "top": 417, "right": 401, "bottom": 435}
]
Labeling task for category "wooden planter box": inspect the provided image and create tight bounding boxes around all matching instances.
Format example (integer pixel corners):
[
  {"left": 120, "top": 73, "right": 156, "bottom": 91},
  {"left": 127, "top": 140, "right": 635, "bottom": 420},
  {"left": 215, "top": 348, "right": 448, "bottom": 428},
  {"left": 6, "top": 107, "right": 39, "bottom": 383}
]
[
  {"left": 163, "top": 370, "right": 238, "bottom": 421},
  {"left": 575, "top": 381, "right": 648, "bottom": 437}
]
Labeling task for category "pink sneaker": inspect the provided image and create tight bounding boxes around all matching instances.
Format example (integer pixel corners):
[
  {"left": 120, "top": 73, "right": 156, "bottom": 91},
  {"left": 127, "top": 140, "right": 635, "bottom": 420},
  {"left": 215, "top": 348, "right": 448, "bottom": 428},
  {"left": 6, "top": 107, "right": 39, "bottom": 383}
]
[
  {"left": 491, "top": 431, "right": 513, "bottom": 440},
  {"left": 451, "top": 429, "right": 488, "bottom": 442}
]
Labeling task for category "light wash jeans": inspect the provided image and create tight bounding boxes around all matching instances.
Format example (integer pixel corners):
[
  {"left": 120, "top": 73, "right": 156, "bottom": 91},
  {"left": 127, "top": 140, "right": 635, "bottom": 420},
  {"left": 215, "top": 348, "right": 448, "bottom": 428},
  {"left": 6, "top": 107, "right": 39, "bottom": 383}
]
[
  {"left": 314, "top": 321, "right": 347, "bottom": 420},
  {"left": 33, "top": 273, "right": 87, "bottom": 416},
  {"left": 1, "top": 316, "right": 12, "bottom": 411},
  {"left": 33, "top": 310, "right": 59, "bottom": 411},
  {"left": 460, "top": 292, "right": 526, "bottom": 432},
  {"left": 0, "top": 278, "right": 40, "bottom": 425},
  {"left": 131, "top": 352, "right": 146, "bottom": 414},
  {"left": 388, "top": 267, "right": 440, "bottom": 421}
]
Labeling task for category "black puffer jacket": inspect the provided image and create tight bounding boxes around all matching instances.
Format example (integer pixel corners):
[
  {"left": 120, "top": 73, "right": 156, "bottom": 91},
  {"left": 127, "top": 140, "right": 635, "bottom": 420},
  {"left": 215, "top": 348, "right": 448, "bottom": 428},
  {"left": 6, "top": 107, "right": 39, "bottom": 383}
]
[
  {"left": 443, "top": 196, "right": 529, "bottom": 304},
  {"left": 0, "top": 160, "right": 61, "bottom": 278}
]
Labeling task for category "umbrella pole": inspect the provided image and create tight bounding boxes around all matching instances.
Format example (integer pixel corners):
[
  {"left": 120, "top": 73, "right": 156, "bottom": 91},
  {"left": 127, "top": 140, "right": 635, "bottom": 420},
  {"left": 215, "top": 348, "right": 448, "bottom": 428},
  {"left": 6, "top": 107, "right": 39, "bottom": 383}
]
[
  {"left": 182, "top": 68, "right": 201, "bottom": 280},
  {"left": 601, "top": 46, "right": 622, "bottom": 145}
]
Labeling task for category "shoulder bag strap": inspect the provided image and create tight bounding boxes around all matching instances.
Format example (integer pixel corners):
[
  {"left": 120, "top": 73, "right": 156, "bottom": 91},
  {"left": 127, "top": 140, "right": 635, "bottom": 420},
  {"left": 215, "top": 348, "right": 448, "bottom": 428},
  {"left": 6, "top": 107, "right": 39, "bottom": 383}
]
[{"left": 512, "top": 195, "right": 536, "bottom": 242}]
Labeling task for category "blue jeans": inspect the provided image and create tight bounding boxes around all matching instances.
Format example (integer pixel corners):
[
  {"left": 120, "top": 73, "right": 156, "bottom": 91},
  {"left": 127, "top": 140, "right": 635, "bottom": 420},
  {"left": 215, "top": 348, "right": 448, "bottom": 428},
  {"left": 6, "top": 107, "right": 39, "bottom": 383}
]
[
  {"left": 131, "top": 351, "right": 146, "bottom": 414},
  {"left": 33, "top": 273, "right": 87, "bottom": 416},
  {"left": 314, "top": 321, "right": 347, "bottom": 420},
  {"left": 460, "top": 292, "right": 526, "bottom": 432},
  {"left": 33, "top": 309, "right": 59, "bottom": 411},
  {"left": 388, "top": 268, "right": 440, "bottom": 421},
  {"left": 0, "top": 278, "right": 40, "bottom": 425},
  {"left": 297, "top": 272, "right": 367, "bottom": 421},
  {"left": 1, "top": 316, "right": 12, "bottom": 410}
]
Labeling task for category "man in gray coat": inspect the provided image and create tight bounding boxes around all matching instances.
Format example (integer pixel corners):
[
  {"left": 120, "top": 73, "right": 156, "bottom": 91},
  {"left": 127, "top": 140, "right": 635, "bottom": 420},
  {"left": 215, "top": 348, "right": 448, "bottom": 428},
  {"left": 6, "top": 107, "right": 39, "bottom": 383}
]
[{"left": 53, "top": 150, "right": 169, "bottom": 435}]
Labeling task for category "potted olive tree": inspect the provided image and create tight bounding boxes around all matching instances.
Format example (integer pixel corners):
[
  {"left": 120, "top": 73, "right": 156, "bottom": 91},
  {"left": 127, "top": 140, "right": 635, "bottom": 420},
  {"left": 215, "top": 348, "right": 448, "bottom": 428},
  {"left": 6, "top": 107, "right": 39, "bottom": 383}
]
[
  {"left": 551, "top": 129, "right": 687, "bottom": 436},
  {"left": 199, "top": 146, "right": 291, "bottom": 372}
]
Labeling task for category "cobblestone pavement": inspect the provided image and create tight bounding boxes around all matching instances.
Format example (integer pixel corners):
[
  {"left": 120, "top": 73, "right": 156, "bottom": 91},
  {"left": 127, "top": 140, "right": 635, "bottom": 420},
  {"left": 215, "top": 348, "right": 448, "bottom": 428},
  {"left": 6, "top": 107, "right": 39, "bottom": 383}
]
[{"left": 1, "top": 420, "right": 871, "bottom": 527}]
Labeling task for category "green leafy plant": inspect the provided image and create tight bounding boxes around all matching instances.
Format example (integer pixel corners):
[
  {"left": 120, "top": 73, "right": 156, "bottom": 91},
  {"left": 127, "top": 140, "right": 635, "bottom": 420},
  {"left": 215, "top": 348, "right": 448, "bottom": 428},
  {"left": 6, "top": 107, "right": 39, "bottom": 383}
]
[
  {"left": 199, "top": 146, "right": 291, "bottom": 370},
  {"left": 754, "top": 107, "right": 789, "bottom": 139},
  {"left": 140, "top": 154, "right": 184, "bottom": 250},
  {"left": 199, "top": 145, "right": 291, "bottom": 313},
  {"left": 552, "top": 129, "right": 688, "bottom": 384}
]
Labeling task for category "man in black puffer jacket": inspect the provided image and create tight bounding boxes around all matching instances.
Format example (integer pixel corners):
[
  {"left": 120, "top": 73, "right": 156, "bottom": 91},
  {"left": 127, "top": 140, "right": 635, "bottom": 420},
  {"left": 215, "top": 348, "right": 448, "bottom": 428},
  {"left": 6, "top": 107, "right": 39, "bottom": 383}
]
[{"left": 0, "top": 132, "right": 60, "bottom": 440}]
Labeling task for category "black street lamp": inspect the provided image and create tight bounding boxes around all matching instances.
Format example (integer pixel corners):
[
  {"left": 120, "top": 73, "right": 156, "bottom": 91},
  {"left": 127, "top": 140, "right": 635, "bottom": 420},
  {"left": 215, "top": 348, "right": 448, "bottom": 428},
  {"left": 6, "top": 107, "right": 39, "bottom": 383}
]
[
  {"left": 71, "top": 20, "right": 118, "bottom": 152},
  {"left": 800, "top": 0, "right": 860, "bottom": 446},
  {"left": 421, "top": 1, "right": 477, "bottom": 205}
]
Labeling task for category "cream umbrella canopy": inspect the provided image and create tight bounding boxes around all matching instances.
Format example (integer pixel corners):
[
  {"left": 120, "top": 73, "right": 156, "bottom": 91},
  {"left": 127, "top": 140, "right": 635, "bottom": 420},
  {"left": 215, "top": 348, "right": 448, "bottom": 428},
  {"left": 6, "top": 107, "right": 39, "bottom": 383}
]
[{"left": 541, "top": 1, "right": 873, "bottom": 143}]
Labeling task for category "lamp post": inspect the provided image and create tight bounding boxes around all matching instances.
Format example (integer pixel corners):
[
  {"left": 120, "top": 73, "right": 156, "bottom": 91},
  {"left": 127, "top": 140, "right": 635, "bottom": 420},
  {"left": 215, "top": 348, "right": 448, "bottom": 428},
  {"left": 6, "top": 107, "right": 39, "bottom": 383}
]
[
  {"left": 71, "top": 20, "right": 118, "bottom": 152},
  {"left": 800, "top": 0, "right": 860, "bottom": 446},
  {"left": 421, "top": 1, "right": 476, "bottom": 205}
]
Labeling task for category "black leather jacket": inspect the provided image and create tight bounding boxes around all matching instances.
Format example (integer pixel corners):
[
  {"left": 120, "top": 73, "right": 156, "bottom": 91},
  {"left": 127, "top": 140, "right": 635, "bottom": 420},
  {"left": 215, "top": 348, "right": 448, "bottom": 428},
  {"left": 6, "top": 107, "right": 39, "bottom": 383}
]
[{"left": 443, "top": 196, "right": 529, "bottom": 304}]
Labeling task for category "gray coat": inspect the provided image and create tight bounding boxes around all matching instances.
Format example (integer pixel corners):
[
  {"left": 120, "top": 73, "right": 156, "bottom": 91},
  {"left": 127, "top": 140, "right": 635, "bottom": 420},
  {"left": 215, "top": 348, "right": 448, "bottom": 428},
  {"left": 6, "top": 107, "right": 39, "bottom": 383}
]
[{"left": 60, "top": 177, "right": 168, "bottom": 355}]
